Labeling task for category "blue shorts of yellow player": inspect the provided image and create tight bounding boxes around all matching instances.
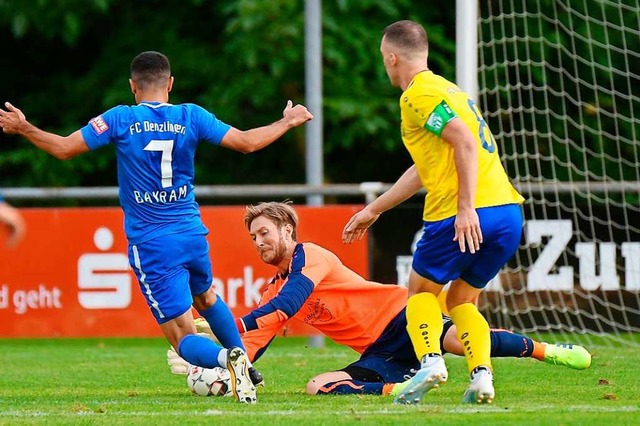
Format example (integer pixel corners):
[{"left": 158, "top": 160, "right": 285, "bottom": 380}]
[
  {"left": 128, "top": 229, "right": 213, "bottom": 324},
  {"left": 412, "top": 204, "right": 523, "bottom": 288}
]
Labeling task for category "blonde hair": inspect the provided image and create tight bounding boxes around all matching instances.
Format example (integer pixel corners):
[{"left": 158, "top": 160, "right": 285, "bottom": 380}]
[{"left": 244, "top": 201, "right": 299, "bottom": 240}]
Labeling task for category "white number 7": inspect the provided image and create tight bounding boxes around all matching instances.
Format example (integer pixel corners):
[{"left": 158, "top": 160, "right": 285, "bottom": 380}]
[{"left": 144, "top": 139, "right": 174, "bottom": 188}]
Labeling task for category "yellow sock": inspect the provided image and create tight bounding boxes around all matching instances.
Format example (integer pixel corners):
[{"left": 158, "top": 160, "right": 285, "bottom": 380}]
[
  {"left": 406, "top": 292, "right": 443, "bottom": 361},
  {"left": 437, "top": 288, "right": 449, "bottom": 316},
  {"left": 449, "top": 303, "right": 492, "bottom": 373}
]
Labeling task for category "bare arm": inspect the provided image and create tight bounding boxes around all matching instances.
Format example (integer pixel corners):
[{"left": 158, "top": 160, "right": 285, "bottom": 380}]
[
  {"left": 220, "top": 100, "right": 313, "bottom": 153},
  {"left": 342, "top": 165, "right": 423, "bottom": 244},
  {"left": 441, "top": 117, "right": 482, "bottom": 253},
  {"left": 0, "top": 201, "right": 26, "bottom": 248},
  {"left": 0, "top": 102, "right": 89, "bottom": 160}
]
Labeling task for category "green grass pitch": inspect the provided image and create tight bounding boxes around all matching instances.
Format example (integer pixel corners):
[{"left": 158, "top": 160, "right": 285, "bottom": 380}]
[{"left": 0, "top": 335, "right": 639, "bottom": 425}]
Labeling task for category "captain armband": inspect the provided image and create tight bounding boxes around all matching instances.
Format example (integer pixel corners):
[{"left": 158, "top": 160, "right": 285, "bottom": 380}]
[{"left": 424, "top": 100, "right": 457, "bottom": 137}]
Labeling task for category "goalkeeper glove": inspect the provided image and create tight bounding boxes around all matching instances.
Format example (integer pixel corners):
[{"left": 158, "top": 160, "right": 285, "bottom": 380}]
[
  {"left": 167, "top": 346, "right": 190, "bottom": 375},
  {"left": 194, "top": 317, "right": 214, "bottom": 337}
]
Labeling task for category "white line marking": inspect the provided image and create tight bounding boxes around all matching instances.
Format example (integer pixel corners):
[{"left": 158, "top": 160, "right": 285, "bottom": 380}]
[{"left": 1, "top": 405, "right": 638, "bottom": 418}]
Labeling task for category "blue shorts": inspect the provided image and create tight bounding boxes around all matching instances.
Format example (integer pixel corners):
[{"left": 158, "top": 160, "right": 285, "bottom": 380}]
[
  {"left": 412, "top": 204, "right": 523, "bottom": 288},
  {"left": 128, "top": 230, "right": 212, "bottom": 324},
  {"left": 341, "top": 308, "right": 455, "bottom": 383}
]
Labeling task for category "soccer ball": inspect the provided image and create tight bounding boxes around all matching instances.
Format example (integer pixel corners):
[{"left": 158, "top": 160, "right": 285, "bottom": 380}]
[{"left": 186, "top": 365, "right": 232, "bottom": 397}]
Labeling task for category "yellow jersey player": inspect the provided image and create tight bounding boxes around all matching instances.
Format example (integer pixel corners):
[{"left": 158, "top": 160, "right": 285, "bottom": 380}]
[{"left": 342, "top": 20, "right": 524, "bottom": 404}]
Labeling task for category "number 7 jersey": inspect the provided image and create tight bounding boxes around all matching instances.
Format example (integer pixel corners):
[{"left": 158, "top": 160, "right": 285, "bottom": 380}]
[
  {"left": 399, "top": 71, "right": 524, "bottom": 222},
  {"left": 80, "top": 101, "right": 231, "bottom": 244}
]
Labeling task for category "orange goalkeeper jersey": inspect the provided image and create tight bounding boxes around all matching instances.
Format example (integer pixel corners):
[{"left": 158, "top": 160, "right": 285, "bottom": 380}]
[{"left": 239, "top": 242, "right": 408, "bottom": 362}]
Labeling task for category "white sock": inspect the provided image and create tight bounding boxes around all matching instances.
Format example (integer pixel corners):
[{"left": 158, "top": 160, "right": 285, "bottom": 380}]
[{"left": 217, "top": 348, "right": 228, "bottom": 367}]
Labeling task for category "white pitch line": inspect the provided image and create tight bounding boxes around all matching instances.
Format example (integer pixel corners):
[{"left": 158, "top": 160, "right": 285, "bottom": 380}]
[{"left": 0, "top": 405, "right": 638, "bottom": 417}]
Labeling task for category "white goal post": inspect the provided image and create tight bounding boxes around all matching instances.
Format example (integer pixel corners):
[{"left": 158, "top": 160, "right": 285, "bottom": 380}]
[{"left": 437, "top": 0, "right": 640, "bottom": 347}]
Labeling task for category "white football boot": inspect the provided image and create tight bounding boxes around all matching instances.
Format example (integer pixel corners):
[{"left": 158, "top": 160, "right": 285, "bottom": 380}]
[
  {"left": 226, "top": 347, "right": 257, "bottom": 404},
  {"left": 393, "top": 355, "right": 448, "bottom": 404},
  {"left": 463, "top": 366, "right": 494, "bottom": 404}
]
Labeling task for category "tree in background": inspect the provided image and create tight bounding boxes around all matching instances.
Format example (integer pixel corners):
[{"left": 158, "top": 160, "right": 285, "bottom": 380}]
[{"left": 0, "top": 0, "right": 456, "bottom": 194}]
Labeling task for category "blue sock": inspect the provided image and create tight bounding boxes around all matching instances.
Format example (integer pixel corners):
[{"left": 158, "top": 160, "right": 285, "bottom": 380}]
[
  {"left": 177, "top": 334, "right": 224, "bottom": 368},
  {"left": 198, "top": 295, "right": 245, "bottom": 350},
  {"left": 490, "top": 330, "right": 535, "bottom": 358},
  {"left": 316, "top": 380, "right": 384, "bottom": 395}
]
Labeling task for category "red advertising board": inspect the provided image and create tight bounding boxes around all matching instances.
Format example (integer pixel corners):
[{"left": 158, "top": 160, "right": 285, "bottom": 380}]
[{"left": 0, "top": 205, "right": 367, "bottom": 338}]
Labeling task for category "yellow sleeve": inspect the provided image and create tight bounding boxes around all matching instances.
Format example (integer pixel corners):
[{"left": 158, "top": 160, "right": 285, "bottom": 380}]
[{"left": 403, "top": 93, "right": 457, "bottom": 137}]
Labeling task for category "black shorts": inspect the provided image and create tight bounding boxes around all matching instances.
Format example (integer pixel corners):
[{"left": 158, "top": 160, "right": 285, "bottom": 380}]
[{"left": 340, "top": 310, "right": 455, "bottom": 383}]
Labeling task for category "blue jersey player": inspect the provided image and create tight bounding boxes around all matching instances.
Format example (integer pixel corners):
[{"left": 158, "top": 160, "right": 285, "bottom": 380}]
[{"left": 0, "top": 51, "right": 313, "bottom": 404}]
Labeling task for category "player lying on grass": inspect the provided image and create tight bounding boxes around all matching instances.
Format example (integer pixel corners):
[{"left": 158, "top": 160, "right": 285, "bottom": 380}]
[{"left": 168, "top": 201, "right": 591, "bottom": 397}]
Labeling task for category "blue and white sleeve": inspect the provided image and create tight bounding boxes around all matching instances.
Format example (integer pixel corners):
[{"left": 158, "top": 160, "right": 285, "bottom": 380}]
[{"left": 80, "top": 106, "right": 127, "bottom": 150}]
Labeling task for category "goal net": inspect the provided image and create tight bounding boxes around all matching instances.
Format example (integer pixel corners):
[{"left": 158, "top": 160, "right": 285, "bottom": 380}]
[{"left": 474, "top": 0, "right": 640, "bottom": 347}]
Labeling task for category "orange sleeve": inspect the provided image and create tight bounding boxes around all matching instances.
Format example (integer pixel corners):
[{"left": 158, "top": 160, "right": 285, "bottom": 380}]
[
  {"left": 241, "top": 322, "right": 281, "bottom": 362},
  {"left": 296, "top": 243, "right": 334, "bottom": 284},
  {"left": 238, "top": 280, "right": 286, "bottom": 362}
]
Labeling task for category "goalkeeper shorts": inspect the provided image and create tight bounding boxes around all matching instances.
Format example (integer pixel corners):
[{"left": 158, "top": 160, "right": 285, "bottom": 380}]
[{"left": 341, "top": 308, "right": 455, "bottom": 383}]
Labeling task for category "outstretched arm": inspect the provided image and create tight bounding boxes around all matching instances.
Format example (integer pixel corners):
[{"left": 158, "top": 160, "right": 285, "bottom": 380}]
[
  {"left": 236, "top": 272, "right": 315, "bottom": 334},
  {"left": 342, "top": 165, "right": 423, "bottom": 244},
  {"left": 0, "top": 102, "right": 89, "bottom": 160},
  {"left": 0, "top": 201, "right": 26, "bottom": 248},
  {"left": 220, "top": 100, "right": 313, "bottom": 153}
]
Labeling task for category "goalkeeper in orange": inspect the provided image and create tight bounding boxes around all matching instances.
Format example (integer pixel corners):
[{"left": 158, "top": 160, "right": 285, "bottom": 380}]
[{"left": 168, "top": 202, "right": 590, "bottom": 397}]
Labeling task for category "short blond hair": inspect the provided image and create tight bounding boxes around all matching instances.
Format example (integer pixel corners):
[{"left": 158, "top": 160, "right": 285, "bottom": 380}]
[{"left": 244, "top": 201, "right": 299, "bottom": 240}]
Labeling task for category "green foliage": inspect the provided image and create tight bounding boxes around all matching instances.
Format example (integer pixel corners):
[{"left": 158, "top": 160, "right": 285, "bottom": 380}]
[
  {"left": 0, "top": 336, "right": 639, "bottom": 424},
  {"left": 0, "top": 0, "right": 112, "bottom": 43},
  {"left": 481, "top": 0, "right": 639, "bottom": 184},
  {"left": 0, "top": 0, "right": 455, "bottom": 191},
  {"left": 1, "top": 1, "right": 636, "bottom": 193}
]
